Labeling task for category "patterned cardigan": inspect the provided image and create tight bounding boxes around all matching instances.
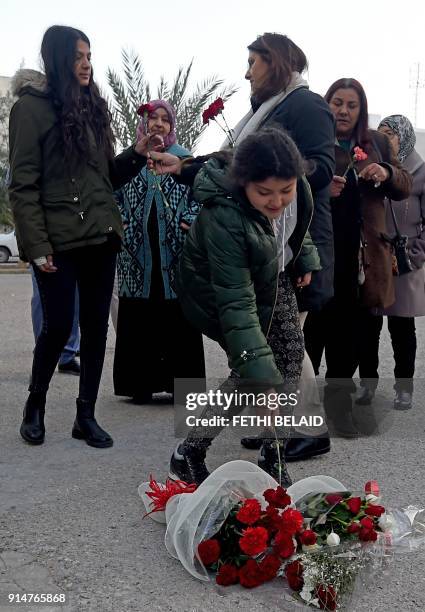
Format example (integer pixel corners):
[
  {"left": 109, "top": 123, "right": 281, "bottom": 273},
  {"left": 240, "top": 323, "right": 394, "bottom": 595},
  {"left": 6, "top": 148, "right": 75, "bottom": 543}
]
[{"left": 116, "top": 143, "right": 202, "bottom": 299}]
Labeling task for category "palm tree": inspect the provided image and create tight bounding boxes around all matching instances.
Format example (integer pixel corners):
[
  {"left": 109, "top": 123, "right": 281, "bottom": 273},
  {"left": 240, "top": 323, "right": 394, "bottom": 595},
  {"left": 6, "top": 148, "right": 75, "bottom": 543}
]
[{"left": 107, "top": 49, "right": 237, "bottom": 152}]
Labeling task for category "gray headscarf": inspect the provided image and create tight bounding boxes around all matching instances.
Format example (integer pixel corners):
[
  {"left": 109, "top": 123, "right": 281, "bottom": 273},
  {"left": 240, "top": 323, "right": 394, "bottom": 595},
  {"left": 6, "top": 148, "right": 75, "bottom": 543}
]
[{"left": 378, "top": 114, "right": 416, "bottom": 162}]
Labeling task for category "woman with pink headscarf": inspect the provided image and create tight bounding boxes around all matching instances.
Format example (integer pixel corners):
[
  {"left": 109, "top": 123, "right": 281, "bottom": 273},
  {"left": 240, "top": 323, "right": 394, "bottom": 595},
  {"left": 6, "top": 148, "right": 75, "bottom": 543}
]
[{"left": 113, "top": 100, "right": 205, "bottom": 404}]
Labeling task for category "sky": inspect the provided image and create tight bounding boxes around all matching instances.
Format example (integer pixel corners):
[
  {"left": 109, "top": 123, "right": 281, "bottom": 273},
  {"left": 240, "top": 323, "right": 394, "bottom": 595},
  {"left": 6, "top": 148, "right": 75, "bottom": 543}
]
[{"left": 1, "top": 0, "right": 425, "bottom": 153}]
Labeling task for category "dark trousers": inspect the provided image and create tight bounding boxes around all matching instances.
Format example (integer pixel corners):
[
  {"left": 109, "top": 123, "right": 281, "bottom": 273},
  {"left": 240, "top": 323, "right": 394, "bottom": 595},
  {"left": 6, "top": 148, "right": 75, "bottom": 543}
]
[
  {"left": 30, "top": 241, "right": 117, "bottom": 402},
  {"left": 359, "top": 315, "right": 416, "bottom": 393},
  {"left": 305, "top": 300, "right": 377, "bottom": 434}
]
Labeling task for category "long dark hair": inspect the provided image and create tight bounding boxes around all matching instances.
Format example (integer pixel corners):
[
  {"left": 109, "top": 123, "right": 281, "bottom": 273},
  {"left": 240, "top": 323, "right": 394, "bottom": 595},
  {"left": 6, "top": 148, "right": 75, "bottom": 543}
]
[
  {"left": 231, "top": 126, "right": 306, "bottom": 185},
  {"left": 324, "top": 78, "right": 370, "bottom": 146},
  {"left": 41, "top": 25, "right": 115, "bottom": 160},
  {"left": 248, "top": 33, "right": 308, "bottom": 104}
]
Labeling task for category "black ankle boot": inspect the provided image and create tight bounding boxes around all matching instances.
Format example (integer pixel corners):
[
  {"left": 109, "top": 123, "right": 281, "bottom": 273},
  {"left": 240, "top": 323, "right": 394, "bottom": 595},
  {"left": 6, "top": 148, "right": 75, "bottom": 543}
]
[
  {"left": 20, "top": 392, "right": 46, "bottom": 445},
  {"left": 72, "top": 399, "right": 113, "bottom": 448},
  {"left": 169, "top": 441, "right": 211, "bottom": 485},
  {"left": 258, "top": 441, "right": 292, "bottom": 487}
]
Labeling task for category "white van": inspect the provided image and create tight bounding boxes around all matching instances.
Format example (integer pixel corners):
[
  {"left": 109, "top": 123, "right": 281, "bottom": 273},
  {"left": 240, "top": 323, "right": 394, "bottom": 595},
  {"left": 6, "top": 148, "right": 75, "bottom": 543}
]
[{"left": 0, "top": 230, "right": 19, "bottom": 263}]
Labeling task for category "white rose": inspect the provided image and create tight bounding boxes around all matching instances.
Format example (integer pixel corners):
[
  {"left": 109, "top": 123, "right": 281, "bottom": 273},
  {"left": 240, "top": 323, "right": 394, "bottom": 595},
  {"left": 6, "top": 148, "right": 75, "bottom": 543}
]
[
  {"left": 378, "top": 513, "right": 394, "bottom": 531},
  {"left": 366, "top": 494, "right": 381, "bottom": 504},
  {"left": 326, "top": 532, "right": 341, "bottom": 546}
]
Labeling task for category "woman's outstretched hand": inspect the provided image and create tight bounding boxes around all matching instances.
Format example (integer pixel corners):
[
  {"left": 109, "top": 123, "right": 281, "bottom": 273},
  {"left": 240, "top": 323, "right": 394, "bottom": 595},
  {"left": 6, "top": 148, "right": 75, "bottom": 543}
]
[
  {"left": 148, "top": 151, "right": 183, "bottom": 175},
  {"left": 296, "top": 272, "right": 312, "bottom": 288},
  {"left": 358, "top": 163, "right": 390, "bottom": 184},
  {"left": 134, "top": 134, "right": 165, "bottom": 157}
]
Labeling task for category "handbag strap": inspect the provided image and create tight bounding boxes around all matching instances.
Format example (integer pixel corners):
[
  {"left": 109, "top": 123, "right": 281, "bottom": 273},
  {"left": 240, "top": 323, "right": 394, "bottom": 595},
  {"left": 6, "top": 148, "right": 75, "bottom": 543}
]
[{"left": 388, "top": 198, "right": 403, "bottom": 238}]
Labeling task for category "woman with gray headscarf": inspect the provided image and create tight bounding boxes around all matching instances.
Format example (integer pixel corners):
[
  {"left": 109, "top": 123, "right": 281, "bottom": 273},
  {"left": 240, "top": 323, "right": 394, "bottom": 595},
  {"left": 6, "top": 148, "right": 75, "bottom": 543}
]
[{"left": 358, "top": 114, "right": 425, "bottom": 410}]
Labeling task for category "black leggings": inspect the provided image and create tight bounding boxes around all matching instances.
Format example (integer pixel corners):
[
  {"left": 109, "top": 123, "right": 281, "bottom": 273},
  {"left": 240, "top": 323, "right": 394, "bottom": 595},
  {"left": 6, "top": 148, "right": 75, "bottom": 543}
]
[
  {"left": 359, "top": 315, "right": 416, "bottom": 393},
  {"left": 30, "top": 241, "right": 117, "bottom": 402}
]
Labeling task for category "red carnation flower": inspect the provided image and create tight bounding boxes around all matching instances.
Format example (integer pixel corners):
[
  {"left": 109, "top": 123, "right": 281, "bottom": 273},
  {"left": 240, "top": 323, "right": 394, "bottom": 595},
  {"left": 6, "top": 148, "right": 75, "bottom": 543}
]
[
  {"left": 346, "top": 522, "right": 361, "bottom": 534},
  {"left": 274, "top": 530, "right": 296, "bottom": 559},
  {"left": 316, "top": 584, "right": 337, "bottom": 611},
  {"left": 346, "top": 497, "right": 362, "bottom": 515},
  {"left": 359, "top": 527, "right": 378, "bottom": 542},
  {"left": 264, "top": 505, "right": 282, "bottom": 531},
  {"left": 216, "top": 563, "right": 239, "bottom": 586},
  {"left": 202, "top": 97, "right": 224, "bottom": 125},
  {"left": 353, "top": 146, "right": 368, "bottom": 161},
  {"left": 259, "top": 554, "right": 281, "bottom": 582},
  {"left": 365, "top": 480, "right": 380, "bottom": 496},
  {"left": 236, "top": 499, "right": 262, "bottom": 525},
  {"left": 364, "top": 504, "right": 385, "bottom": 517},
  {"left": 280, "top": 508, "right": 304, "bottom": 535},
  {"left": 299, "top": 529, "right": 318, "bottom": 546},
  {"left": 239, "top": 526, "right": 269, "bottom": 556},
  {"left": 263, "top": 486, "right": 291, "bottom": 509},
  {"left": 137, "top": 102, "right": 155, "bottom": 117},
  {"left": 239, "top": 559, "right": 264, "bottom": 588},
  {"left": 325, "top": 494, "right": 344, "bottom": 506},
  {"left": 197, "top": 539, "right": 220, "bottom": 566},
  {"left": 360, "top": 517, "right": 375, "bottom": 530},
  {"left": 285, "top": 560, "right": 304, "bottom": 592}
]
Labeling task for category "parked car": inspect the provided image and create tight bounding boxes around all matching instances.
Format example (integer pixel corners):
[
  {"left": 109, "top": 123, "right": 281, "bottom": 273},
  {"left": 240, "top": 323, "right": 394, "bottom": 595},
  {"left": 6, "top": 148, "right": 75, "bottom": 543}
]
[{"left": 0, "top": 230, "right": 19, "bottom": 263}]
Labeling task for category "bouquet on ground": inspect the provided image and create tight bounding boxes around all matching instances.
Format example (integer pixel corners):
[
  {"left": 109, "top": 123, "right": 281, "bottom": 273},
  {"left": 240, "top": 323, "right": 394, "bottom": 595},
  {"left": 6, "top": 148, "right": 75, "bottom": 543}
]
[
  {"left": 140, "top": 462, "right": 425, "bottom": 611},
  {"left": 202, "top": 97, "right": 235, "bottom": 147}
]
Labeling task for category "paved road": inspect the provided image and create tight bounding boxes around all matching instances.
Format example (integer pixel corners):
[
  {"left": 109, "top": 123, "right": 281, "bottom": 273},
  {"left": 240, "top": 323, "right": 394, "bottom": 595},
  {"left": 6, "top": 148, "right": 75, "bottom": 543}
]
[{"left": 1, "top": 274, "right": 425, "bottom": 611}]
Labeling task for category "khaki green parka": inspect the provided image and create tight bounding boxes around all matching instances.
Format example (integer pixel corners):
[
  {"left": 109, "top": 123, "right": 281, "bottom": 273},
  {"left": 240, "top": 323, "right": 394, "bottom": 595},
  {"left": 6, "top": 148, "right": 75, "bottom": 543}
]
[{"left": 8, "top": 70, "right": 146, "bottom": 261}]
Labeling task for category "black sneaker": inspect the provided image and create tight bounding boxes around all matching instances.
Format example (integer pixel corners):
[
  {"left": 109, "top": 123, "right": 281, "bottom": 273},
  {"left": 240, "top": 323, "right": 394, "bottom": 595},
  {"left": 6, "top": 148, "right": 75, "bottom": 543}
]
[
  {"left": 58, "top": 357, "right": 80, "bottom": 375},
  {"left": 241, "top": 435, "right": 263, "bottom": 450},
  {"left": 258, "top": 442, "right": 292, "bottom": 487},
  {"left": 169, "top": 443, "right": 210, "bottom": 485}
]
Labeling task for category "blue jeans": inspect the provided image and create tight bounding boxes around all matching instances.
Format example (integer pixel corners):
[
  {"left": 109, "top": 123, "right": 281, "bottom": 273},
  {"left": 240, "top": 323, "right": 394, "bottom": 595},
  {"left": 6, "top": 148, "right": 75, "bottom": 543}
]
[{"left": 31, "top": 268, "right": 80, "bottom": 365}]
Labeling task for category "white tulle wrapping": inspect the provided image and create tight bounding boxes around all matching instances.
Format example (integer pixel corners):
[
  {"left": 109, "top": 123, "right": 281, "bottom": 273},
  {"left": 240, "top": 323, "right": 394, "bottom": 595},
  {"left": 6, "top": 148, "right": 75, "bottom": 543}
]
[{"left": 139, "top": 460, "right": 347, "bottom": 581}]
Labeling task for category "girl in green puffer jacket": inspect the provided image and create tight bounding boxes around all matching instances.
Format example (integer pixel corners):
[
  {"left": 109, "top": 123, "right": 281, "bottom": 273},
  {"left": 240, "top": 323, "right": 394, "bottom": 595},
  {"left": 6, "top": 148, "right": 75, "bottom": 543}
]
[{"left": 151, "top": 127, "right": 320, "bottom": 485}]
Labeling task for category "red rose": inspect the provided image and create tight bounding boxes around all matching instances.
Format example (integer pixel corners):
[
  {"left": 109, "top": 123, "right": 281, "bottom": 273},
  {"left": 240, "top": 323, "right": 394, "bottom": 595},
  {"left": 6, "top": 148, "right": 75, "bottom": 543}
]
[
  {"left": 287, "top": 573, "right": 304, "bottom": 591},
  {"left": 274, "top": 530, "right": 295, "bottom": 559},
  {"left": 325, "top": 494, "right": 344, "bottom": 506},
  {"left": 365, "top": 480, "right": 380, "bottom": 496},
  {"left": 259, "top": 554, "right": 281, "bottom": 582},
  {"left": 346, "top": 497, "right": 362, "bottom": 515},
  {"left": 197, "top": 539, "right": 221, "bottom": 566},
  {"left": 216, "top": 563, "right": 239, "bottom": 586},
  {"left": 316, "top": 584, "right": 337, "bottom": 611},
  {"left": 239, "top": 559, "right": 264, "bottom": 588},
  {"left": 359, "top": 527, "right": 378, "bottom": 542},
  {"left": 264, "top": 486, "right": 291, "bottom": 509},
  {"left": 239, "top": 526, "right": 269, "bottom": 556},
  {"left": 285, "top": 560, "right": 304, "bottom": 592},
  {"left": 281, "top": 508, "right": 304, "bottom": 535},
  {"left": 285, "top": 560, "right": 303, "bottom": 576},
  {"left": 236, "top": 499, "right": 262, "bottom": 525},
  {"left": 137, "top": 102, "right": 155, "bottom": 117},
  {"left": 364, "top": 504, "right": 385, "bottom": 517},
  {"left": 346, "top": 522, "right": 361, "bottom": 534},
  {"left": 360, "top": 517, "right": 374, "bottom": 530},
  {"left": 299, "top": 529, "right": 318, "bottom": 546}
]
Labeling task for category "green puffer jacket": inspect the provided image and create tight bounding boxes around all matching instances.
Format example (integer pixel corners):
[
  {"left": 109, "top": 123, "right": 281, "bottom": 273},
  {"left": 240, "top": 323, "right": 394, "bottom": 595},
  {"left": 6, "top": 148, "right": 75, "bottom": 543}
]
[
  {"left": 176, "top": 157, "right": 320, "bottom": 385},
  {"left": 8, "top": 70, "right": 146, "bottom": 262}
]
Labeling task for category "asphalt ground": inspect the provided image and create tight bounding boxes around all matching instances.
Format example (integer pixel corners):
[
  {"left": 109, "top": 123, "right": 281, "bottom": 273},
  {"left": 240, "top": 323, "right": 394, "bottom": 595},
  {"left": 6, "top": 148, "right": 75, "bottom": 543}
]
[{"left": 1, "top": 273, "right": 425, "bottom": 611}]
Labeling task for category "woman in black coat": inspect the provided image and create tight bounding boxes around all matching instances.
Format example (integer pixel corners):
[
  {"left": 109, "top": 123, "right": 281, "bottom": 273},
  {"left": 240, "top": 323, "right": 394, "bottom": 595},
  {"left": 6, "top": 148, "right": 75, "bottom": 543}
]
[{"left": 229, "top": 33, "right": 335, "bottom": 457}]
